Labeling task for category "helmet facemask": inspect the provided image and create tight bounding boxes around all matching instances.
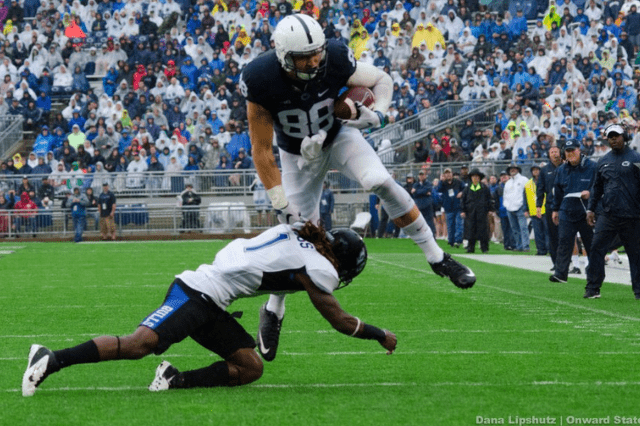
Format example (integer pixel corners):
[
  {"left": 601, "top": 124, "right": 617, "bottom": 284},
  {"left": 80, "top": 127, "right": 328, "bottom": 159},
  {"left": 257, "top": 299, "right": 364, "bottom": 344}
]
[
  {"left": 282, "top": 45, "right": 327, "bottom": 81},
  {"left": 326, "top": 228, "right": 368, "bottom": 288}
]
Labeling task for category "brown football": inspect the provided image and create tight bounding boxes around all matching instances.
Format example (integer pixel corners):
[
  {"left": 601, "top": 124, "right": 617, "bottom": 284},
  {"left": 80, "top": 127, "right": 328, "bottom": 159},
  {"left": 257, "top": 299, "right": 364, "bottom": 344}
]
[{"left": 334, "top": 87, "right": 376, "bottom": 120}]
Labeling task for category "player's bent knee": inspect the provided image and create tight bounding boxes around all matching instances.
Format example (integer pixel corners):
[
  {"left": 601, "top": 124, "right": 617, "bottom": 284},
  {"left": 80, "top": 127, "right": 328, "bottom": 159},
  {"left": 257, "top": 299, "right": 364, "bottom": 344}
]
[
  {"left": 121, "top": 327, "right": 159, "bottom": 359},
  {"left": 360, "top": 170, "right": 390, "bottom": 193},
  {"left": 229, "top": 348, "right": 263, "bottom": 385}
]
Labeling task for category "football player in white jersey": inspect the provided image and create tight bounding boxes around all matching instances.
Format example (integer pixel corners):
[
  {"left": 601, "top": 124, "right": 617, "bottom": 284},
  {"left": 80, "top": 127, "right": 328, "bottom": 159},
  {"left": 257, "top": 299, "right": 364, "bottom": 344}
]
[
  {"left": 242, "top": 14, "right": 476, "bottom": 362},
  {"left": 22, "top": 223, "right": 396, "bottom": 397}
]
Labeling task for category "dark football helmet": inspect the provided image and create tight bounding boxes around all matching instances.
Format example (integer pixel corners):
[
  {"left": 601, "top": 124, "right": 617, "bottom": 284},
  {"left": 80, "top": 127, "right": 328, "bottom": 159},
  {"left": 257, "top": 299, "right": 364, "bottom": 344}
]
[{"left": 326, "top": 228, "right": 367, "bottom": 287}]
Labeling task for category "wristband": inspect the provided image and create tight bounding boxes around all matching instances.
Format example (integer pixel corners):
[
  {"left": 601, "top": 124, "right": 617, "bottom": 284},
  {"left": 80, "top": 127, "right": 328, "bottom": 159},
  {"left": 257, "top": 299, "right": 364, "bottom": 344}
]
[
  {"left": 356, "top": 323, "right": 386, "bottom": 343},
  {"left": 267, "top": 185, "right": 288, "bottom": 210}
]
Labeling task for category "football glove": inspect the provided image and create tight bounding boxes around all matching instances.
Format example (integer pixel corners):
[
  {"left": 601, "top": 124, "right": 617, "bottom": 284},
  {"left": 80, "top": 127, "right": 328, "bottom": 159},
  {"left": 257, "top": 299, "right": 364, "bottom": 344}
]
[
  {"left": 297, "top": 130, "right": 327, "bottom": 169},
  {"left": 275, "top": 202, "right": 302, "bottom": 224},
  {"left": 341, "top": 102, "right": 386, "bottom": 130}
]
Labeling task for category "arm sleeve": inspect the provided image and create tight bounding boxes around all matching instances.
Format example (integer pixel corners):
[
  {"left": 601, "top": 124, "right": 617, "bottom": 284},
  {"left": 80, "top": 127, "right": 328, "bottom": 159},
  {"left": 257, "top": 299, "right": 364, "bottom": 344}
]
[
  {"left": 551, "top": 170, "right": 563, "bottom": 211},
  {"left": 587, "top": 165, "right": 604, "bottom": 212}
]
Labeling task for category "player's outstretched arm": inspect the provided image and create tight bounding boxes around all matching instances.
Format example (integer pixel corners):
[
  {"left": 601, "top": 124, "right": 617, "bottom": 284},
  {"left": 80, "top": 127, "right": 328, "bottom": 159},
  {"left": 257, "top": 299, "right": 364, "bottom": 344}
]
[
  {"left": 346, "top": 62, "right": 393, "bottom": 114},
  {"left": 299, "top": 273, "right": 396, "bottom": 354},
  {"left": 248, "top": 100, "right": 280, "bottom": 191}
]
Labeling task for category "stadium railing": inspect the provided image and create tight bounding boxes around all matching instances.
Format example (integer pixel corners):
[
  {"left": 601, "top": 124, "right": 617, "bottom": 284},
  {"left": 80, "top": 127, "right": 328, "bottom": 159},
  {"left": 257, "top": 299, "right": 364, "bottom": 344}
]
[
  {"left": 0, "top": 201, "right": 369, "bottom": 238},
  {"left": 0, "top": 159, "right": 537, "bottom": 199},
  {"left": 0, "top": 115, "right": 25, "bottom": 159},
  {"left": 372, "top": 98, "right": 503, "bottom": 165}
]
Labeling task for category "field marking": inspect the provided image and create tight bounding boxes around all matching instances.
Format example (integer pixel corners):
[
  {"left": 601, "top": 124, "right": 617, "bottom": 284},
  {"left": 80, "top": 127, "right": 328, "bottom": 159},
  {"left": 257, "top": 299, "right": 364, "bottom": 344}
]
[
  {"left": 80, "top": 240, "right": 227, "bottom": 245},
  {"left": 459, "top": 253, "right": 632, "bottom": 285},
  {"left": 7, "top": 380, "right": 640, "bottom": 393},
  {"left": 3, "top": 327, "right": 620, "bottom": 340},
  {"left": 370, "top": 258, "right": 640, "bottom": 322},
  {"left": 7, "top": 349, "right": 640, "bottom": 362}
]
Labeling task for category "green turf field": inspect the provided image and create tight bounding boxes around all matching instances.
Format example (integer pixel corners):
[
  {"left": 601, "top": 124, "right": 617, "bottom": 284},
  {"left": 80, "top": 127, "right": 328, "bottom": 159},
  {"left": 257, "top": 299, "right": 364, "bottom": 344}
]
[{"left": 2, "top": 239, "right": 640, "bottom": 426}]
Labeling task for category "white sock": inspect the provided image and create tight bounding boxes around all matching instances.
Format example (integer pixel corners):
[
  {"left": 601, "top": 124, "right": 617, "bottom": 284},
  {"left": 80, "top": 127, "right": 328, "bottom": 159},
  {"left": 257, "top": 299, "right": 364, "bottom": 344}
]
[
  {"left": 581, "top": 256, "right": 588, "bottom": 268},
  {"left": 266, "top": 294, "right": 286, "bottom": 320},
  {"left": 402, "top": 215, "right": 444, "bottom": 264},
  {"left": 571, "top": 255, "right": 579, "bottom": 268}
]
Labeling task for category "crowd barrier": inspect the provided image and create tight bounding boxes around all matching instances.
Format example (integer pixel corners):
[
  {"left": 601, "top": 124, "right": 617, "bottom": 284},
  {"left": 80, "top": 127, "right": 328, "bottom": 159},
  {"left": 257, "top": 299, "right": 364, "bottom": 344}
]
[{"left": 0, "top": 201, "right": 369, "bottom": 239}]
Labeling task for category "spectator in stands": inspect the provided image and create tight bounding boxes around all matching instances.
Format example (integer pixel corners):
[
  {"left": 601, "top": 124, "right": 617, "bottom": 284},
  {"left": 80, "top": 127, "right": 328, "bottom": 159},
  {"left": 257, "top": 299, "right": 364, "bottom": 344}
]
[
  {"left": 68, "top": 124, "right": 86, "bottom": 149},
  {"left": 32, "top": 155, "right": 52, "bottom": 178},
  {"left": 13, "top": 191, "right": 37, "bottom": 237},
  {"left": 166, "top": 152, "right": 184, "bottom": 192},
  {"left": 0, "top": 189, "right": 16, "bottom": 236},
  {"left": 17, "top": 175, "right": 35, "bottom": 195},
  {"left": 38, "top": 176, "right": 54, "bottom": 203},
  {"left": 53, "top": 64, "right": 73, "bottom": 88}
]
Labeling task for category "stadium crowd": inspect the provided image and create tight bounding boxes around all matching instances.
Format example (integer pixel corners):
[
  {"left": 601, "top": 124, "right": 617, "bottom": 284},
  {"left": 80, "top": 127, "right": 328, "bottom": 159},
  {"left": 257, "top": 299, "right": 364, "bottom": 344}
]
[{"left": 0, "top": 0, "right": 639, "bottom": 235}]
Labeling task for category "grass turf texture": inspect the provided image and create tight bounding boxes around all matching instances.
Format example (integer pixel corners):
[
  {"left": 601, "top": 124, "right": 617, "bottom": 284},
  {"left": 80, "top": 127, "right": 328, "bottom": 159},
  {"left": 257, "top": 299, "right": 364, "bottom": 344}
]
[{"left": 2, "top": 239, "right": 639, "bottom": 426}]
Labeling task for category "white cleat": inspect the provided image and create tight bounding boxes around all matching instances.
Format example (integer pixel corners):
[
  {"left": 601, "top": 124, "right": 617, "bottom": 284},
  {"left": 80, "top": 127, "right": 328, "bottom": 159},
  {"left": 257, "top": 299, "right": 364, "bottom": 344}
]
[
  {"left": 22, "top": 344, "right": 58, "bottom": 397},
  {"left": 149, "top": 361, "right": 179, "bottom": 392}
]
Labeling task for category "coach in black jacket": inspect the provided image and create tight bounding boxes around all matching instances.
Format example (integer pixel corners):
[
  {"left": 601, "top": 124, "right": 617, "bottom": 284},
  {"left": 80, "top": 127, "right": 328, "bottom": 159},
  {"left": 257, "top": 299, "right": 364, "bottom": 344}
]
[
  {"left": 585, "top": 124, "right": 640, "bottom": 299},
  {"left": 536, "top": 145, "right": 563, "bottom": 270},
  {"left": 549, "top": 140, "right": 597, "bottom": 284}
]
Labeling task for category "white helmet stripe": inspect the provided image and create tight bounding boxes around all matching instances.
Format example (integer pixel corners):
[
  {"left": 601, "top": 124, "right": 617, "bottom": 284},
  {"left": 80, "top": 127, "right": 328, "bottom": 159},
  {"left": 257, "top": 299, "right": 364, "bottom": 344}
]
[{"left": 293, "top": 14, "right": 313, "bottom": 44}]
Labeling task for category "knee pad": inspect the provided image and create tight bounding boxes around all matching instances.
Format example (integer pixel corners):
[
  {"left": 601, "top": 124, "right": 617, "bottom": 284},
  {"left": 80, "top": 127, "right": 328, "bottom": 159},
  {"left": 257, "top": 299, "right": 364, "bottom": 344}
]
[
  {"left": 374, "top": 178, "right": 414, "bottom": 219},
  {"left": 359, "top": 168, "right": 391, "bottom": 193}
]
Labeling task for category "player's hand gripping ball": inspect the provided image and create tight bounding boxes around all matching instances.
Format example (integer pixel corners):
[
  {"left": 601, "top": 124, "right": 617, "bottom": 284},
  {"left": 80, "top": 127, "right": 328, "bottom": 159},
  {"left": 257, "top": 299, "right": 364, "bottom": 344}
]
[{"left": 333, "top": 87, "right": 375, "bottom": 120}]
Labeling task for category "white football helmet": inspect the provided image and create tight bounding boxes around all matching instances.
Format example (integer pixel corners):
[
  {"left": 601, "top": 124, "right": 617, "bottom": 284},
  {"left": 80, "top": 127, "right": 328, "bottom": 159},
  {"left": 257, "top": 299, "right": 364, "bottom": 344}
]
[{"left": 273, "top": 14, "right": 326, "bottom": 81}]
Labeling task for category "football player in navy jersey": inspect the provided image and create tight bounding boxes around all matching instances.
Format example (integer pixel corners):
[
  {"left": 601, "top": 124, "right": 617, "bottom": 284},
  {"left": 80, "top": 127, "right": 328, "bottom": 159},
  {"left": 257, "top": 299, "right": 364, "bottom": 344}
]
[
  {"left": 22, "top": 222, "right": 396, "bottom": 396},
  {"left": 242, "top": 14, "right": 476, "bottom": 362}
]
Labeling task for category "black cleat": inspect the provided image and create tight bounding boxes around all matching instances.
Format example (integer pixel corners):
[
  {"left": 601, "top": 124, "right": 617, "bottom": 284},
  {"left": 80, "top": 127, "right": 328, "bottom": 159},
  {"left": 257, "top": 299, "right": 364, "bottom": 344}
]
[
  {"left": 549, "top": 275, "right": 567, "bottom": 283},
  {"left": 569, "top": 267, "right": 581, "bottom": 274},
  {"left": 431, "top": 253, "right": 476, "bottom": 289},
  {"left": 583, "top": 288, "right": 601, "bottom": 299},
  {"left": 257, "top": 303, "right": 283, "bottom": 362},
  {"left": 22, "top": 344, "right": 60, "bottom": 397}
]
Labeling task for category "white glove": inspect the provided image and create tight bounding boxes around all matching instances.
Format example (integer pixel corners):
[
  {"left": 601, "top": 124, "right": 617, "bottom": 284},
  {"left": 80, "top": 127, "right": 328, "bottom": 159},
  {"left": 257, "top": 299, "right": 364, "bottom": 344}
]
[
  {"left": 276, "top": 202, "right": 302, "bottom": 224},
  {"left": 297, "top": 129, "right": 327, "bottom": 169},
  {"left": 341, "top": 102, "right": 386, "bottom": 130}
]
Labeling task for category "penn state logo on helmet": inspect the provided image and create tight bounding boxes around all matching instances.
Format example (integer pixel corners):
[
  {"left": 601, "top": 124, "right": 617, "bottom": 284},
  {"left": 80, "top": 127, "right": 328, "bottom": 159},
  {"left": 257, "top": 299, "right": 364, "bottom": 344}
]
[
  {"left": 325, "top": 228, "right": 367, "bottom": 287},
  {"left": 273, "top": 14, "right": 327, "bottom": 81}
]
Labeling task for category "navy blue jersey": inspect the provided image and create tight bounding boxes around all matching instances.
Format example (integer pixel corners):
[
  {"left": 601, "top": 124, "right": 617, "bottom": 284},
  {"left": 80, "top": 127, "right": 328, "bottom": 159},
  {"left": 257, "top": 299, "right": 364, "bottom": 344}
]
[{"left": 240, "top": 40, "right": 357, "bottom": 155}]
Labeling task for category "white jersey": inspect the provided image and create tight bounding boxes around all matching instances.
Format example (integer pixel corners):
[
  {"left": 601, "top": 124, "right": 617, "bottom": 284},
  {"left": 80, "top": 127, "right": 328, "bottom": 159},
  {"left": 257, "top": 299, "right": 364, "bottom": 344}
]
[{"left": 176, "top": 225, "right": 339, "bottom": 309}]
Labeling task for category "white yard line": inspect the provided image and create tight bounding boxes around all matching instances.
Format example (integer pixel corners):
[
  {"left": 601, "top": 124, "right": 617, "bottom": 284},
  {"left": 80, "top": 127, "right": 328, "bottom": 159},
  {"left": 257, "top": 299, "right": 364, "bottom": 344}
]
[
  {"left": 370, "top": 256, "right": 640, "bottom": 322},
  {"left": 6, "top": 380, "right": 640, "bottom": 393}
]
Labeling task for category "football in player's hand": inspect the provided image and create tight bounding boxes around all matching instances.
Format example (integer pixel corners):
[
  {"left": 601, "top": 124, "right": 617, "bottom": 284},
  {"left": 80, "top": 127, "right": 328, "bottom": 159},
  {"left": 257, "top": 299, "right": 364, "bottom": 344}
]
[{"left": 334, "top": 87, "right": 375, "bottom": 120}]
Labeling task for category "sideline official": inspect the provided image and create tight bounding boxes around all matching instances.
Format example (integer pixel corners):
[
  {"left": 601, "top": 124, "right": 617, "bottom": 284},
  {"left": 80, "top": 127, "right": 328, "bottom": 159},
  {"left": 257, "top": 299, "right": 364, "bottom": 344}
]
[
  {"left": 549, "top": 140, "right": 597, "bottom": 283},
  {"left": 585, "top": 124, "right": 640, "bottom": 299}
]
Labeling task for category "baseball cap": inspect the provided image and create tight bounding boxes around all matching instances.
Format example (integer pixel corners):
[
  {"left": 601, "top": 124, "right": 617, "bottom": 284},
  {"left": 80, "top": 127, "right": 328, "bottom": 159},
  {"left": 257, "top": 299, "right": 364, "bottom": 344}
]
[
  {"left": 564, "top": 139, "right": 580, "bottom": 151},
  {"left": 605, "top": 124, "right": 624, "bottom": 138},
  {"left": 443, "top": 167, "right": 452, "bottom": 173}
]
